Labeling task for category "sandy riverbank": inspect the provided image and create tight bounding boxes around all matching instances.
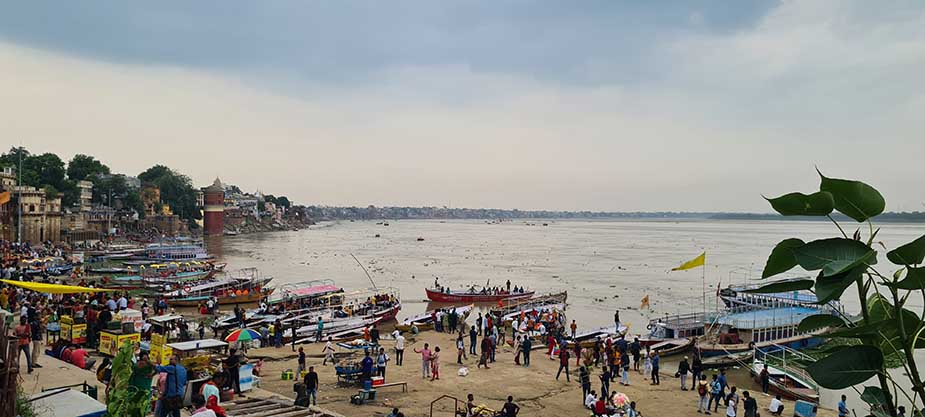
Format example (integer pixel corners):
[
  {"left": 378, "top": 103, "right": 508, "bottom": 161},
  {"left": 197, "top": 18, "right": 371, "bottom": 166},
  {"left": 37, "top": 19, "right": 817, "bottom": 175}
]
[{"left": 249, "top": 329, "right": 839, "bottom": 417}]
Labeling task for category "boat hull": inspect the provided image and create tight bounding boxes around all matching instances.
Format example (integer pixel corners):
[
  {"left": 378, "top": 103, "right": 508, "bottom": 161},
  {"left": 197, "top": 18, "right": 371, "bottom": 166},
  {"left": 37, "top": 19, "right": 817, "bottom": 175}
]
[
  {"left": 169, "top": 288, "right": 273, "bottom": 307},
  {"left": 425, "top": 288, "right": 534, "bottom": 303},
  {"left": 698, "top": 335, "right": 824, "bottom": 357}
]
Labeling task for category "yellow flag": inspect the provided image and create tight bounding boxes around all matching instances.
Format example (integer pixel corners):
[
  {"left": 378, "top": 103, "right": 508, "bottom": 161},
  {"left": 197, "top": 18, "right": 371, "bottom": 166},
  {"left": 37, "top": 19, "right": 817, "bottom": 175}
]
[{"left": 672, "top": 252, "right": 705, "bottom": 271}]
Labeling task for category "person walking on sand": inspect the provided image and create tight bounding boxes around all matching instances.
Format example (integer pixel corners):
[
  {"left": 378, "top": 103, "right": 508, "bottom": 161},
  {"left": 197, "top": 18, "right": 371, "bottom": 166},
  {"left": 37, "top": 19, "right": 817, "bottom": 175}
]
[
  {"left": 478, "top": 336, "right": 491, "bottom": 369},
  {"left": 620, "top": 350, "right": 631, "bottom": 386},
  {"left": 678, "top": 356, "right": 691, "bottom": 390},
  {"left": 303, "top": 365, "right": 319, "bottom": 406},
  {"left": 297, "top": 347, "right": 306, "bottom": 376},
  {"left": 570, "top": 320, "right": 577, "bottom": 339},
  {"left": 322, "top": 337, "right": 335, "bottom": 365},
  {"left": 643, "top": 346, "right": 652, "bottom": 379},
  {"left": 315, "top": 317, "right": 324, "bottom": 342},
  {"left": 522, "top": 336, "right": 532, "bottom": 367},
  {"left": 430, "top": 346, "right": 441, "bottom": 380},
  {"left": 759, "top": 364, "right": 770, "bottom": 394},
  {"left": 709, "top": 374, "right": 722, "bottom": 413},
  {"left": 14, "top": 317, "right": 33, "bottom": 374},
  {"left": 837, "top": 394, "right": 848, "bottom": 417},
  {"left": 556, "top": 347, "right": 570, "bottom": 381},
  {"left": 393, "top": 331, "right": 405, "bottom": 366},
  {"left": 413, "top": 343, "right": 432, "bottom": 378},
  {"left": 456, "top": 334, "right": 467, "bottom": 364},
  {"left": 630, "top": 337, "right": 641, "bottom": 372},
  {"left": 514, "top": 335, "right": 522, "bottom": 365},
  {"left": 614, "top": 310, "right": 621, "bottom": 332},
  {"left": 377, "top": 347, "right": 390, "bottom": 379},
  {"left": 599, "top": 366, "right": 611, "bottom": 400},
  {"left": 725, "top": 386, "right": 739, "bottom": 417},
  {"left": 743, "top": 391, "right": 757, "bottom": 417},
  {"left": 650, "top": 350, "right": 660, "bottom": 385},
  {"left": 697, "top": 374, "right": 711, "bottom": 414},
  {"left": 501, "top": 396, "right": 520, "bottom": 417},
  {"left": 580, "top": 364, "right": 591, "bottom": 401},
  {"left": 469, "top": 325, "right": 477, "bottom": 355}
]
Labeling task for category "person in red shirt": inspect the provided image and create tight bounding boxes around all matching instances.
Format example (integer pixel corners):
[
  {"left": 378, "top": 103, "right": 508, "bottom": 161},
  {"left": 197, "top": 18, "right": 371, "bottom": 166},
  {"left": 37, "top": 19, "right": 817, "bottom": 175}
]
[
  {"left": 70, "top": 345, "right": 95, "bottom": 370},
  {"left": 594, "top": 395, "right": 608, "bottom": 415},
  {"left": 557, "top": 348, "right": 570, "bottom": 381},
  {"left": 14, "top": 317, "right": 33, "bottom": 373}
]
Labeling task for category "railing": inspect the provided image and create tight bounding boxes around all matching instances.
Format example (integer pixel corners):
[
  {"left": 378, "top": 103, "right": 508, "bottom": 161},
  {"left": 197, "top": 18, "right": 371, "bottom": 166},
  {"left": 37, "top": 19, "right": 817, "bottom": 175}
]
[{"left": 756, "top": 343, "right": 818, "bottom": 391}]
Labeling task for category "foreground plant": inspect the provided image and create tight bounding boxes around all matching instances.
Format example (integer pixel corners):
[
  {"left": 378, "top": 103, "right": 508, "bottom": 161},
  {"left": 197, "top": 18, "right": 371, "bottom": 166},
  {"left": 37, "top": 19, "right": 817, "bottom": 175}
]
[{"left": 751, "top": 169, "right": 925, "bottom": 417}]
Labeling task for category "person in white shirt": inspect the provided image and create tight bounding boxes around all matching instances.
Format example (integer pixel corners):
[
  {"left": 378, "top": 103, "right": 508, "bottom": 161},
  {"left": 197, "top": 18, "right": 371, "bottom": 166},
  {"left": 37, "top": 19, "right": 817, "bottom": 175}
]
[
  {"left": 769, "top": 394, "right": 784, "bottom": 416},
  {"left": 585, "top": 390, "right": 597, "bottom": 409},
  {"left": 118, "top": 295, "right": 128, "bottom": 310},
  {"left": 322, "top": 337, "right": 336, "bottom": 365},
  {"left": 394, "top": 332, "right": 406, "bottom": 366}
]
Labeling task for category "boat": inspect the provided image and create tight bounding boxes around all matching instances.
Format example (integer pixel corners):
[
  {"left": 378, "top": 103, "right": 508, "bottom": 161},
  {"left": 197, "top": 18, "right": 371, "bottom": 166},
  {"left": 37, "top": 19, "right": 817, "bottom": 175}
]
[
  {"left": 142, "top": 241, "right": 212, "bottom": 261},
  {"left": 641, "top": 312, "right": 712, "bottom": 347},
  {"left": 701, "top": 351, "right": 753, "bottom": 369},
  {"left": 494, "top": 291, "right": 568, "bottom": 315},
  {"left": 696, "top": 306, "right": 830, "bottom": 357},
  {"left": 395, "top": 304, "right": 474, "bottom": 332},
  {"left": 650, "top": 337, "right": 694, "bottom": 357},
  {"left": 720, "top": 282, "right": 843, "bottom": 313},
  {"left": 266, "top": 279, "right": 344, "bottom": 309},
  {"left": 164, "top": 268, "right": 274, "bottom": 307},
  {"left": 425, "top": 287, "right": 534, "bottom": 303},
  {"left": 564, "top": 325, "right": 629, "bottom": 349},
  {"left": 752, "top": 346, "right": 819, "bottom": 403}
]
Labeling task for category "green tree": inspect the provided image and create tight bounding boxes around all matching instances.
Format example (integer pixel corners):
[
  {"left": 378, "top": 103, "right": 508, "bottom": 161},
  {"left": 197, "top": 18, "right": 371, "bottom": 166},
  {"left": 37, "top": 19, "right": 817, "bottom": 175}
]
[
  {"left": 276, "top": 196, "right": 291, "bottom": 208},
  {"left": 66, "top": 154, "right": 110, "bottom": 182},
  {"left": 138, "top": 165, "right": 202, "bottom": 226},
  {"left": 756, "top": 170, "right": 925, "bottom": 417}
]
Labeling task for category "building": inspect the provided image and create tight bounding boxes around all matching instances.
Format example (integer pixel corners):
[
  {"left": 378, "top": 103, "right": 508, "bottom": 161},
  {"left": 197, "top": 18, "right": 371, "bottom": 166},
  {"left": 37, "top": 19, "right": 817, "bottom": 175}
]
[
  {"left": 202, "top": 178, "right": 225, "bottom": 235},
  {"left": 141, "top": 185, "right": 161, "bottom": 217},
  {"left": 13, "top": 186, "right": 62, "bottom": 244},
  {"left": 77, "top": 180, "right": 93, "bottom": 212},
  {"left": 0, "top": 167, "right": 15, "bottom": 190}
]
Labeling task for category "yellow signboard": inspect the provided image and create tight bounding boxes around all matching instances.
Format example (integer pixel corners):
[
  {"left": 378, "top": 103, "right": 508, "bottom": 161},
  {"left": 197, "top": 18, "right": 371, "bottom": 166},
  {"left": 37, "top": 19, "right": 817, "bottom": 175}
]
[
  {"left": 151, "top": 333, "right": 167, "bottom": 347},
  {"left": 98, "top": 331, "right": 140, "bottom": 356},
  {"left": 150, "top": 344, "right": 173, "bottom": 365}
]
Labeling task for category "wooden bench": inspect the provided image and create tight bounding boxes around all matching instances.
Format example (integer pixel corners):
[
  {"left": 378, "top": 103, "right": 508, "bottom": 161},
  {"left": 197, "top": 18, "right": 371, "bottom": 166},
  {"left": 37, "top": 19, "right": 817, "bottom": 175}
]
[{"left": 376, "top": 381, "right": 408, "bottom": 392}]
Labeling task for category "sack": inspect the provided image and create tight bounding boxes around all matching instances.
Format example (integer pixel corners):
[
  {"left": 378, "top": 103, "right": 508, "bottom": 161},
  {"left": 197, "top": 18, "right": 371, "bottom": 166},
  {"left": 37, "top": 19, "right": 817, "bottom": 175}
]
[{"left": 458, "top": 367, "right": 469, "bottom": 377}]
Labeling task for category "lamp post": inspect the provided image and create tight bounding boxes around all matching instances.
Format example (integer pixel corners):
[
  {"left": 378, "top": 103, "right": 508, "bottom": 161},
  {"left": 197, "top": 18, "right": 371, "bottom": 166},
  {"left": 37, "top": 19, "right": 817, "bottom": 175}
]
[{"left": 16, "top": 148, "right": 22, "bottom": 244}]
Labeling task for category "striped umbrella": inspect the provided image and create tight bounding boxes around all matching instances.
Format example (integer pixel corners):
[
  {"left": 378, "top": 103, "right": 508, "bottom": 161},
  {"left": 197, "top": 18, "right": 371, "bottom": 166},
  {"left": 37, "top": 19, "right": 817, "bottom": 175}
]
[{"left": 225, "top": 328, "right": 262, "bottom": 342}]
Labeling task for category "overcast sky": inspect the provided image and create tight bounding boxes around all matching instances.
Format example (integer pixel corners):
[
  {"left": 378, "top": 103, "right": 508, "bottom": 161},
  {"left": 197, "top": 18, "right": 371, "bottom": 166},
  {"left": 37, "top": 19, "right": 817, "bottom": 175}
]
[{"left": 1, "top": 1, "right": 923, "bottom": 212}]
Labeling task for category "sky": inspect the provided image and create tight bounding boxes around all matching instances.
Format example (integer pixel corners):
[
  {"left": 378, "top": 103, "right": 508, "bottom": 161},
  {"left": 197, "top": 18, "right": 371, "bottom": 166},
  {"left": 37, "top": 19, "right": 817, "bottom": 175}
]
[{"left": 1, "top": 1, "right": 924, "bottom": 212}]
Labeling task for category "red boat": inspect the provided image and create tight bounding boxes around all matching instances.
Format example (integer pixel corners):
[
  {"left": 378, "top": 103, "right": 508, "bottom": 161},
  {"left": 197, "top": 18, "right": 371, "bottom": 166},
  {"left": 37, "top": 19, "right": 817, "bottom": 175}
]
[{"left": 425, "top": 287, "right": 535, "bottom": 303}]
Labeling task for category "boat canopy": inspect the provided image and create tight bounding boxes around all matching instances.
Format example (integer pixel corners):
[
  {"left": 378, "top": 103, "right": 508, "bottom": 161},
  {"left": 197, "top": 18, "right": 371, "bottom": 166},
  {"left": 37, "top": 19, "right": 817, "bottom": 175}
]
[{"left": 716, "top": 307, "right": 823, "bottom": 329}]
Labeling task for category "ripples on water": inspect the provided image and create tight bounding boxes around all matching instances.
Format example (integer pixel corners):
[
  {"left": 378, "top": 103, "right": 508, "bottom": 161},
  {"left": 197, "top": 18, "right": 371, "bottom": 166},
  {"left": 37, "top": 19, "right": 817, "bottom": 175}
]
[{"left": 208, "top": 219, "right": 925, "bottom": 334}]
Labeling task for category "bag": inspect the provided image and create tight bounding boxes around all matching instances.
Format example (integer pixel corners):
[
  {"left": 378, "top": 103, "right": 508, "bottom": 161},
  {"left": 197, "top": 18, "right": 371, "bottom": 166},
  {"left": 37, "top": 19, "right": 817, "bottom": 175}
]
[
  {"left": 698, "top": 384, "right": 707, "bottom": 396},
  {"left": 458, "top": 367, "right": 469, "bottom": 377}
]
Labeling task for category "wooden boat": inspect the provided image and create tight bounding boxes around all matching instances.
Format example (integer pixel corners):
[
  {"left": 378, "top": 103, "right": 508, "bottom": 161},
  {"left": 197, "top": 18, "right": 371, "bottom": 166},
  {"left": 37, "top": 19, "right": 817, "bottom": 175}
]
[
  {"left": 651, "top": 337, "right": 694, "bottom": 357},
  {"left": 701, "top": 351, "right": 753, "bottom": 369},
  {"left": 395, "top": 304, "right": 473, "bottom": 332},
  {"left": 564, "top": 325, "right": 629, "bottom": 349},
  {"left": 165, "top": 270, "right": 274, "bottom": 307},
  {"left": 752, "top": 357, "right": 818, "bottom": 403},
  {"left": 494, "top": 291, "right": 568, "bottom": 315},
  {"left": 425, "top": 287, "right": 534, "bottom": 303},
  {"left": 266, "top": 279, "right": 344, "bottom": 309}
]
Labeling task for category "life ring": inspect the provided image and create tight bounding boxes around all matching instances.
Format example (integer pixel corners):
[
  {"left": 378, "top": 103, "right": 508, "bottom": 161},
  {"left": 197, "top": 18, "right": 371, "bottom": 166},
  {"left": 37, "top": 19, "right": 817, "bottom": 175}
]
[
  {"left": 646, "top": 323, "right": 653, "bottom": 330},
  {"left": 184, "top": 285, "right": 192, "bottom": 293}
]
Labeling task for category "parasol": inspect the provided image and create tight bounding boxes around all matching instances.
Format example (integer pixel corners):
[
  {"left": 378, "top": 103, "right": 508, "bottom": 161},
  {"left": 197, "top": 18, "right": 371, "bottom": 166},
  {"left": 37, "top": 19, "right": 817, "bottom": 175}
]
[{"left": 225, "top": 328, "right": 262, "bottom": 342}]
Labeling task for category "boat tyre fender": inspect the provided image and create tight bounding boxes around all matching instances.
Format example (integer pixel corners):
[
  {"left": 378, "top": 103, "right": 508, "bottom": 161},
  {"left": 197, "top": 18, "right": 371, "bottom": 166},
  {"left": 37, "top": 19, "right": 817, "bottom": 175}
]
[
  {"left": 184, "top": 285, "right": 192, "bottom": 293},
  {"left": 646, "top": 323, "right": 653, "bottom": 330}
]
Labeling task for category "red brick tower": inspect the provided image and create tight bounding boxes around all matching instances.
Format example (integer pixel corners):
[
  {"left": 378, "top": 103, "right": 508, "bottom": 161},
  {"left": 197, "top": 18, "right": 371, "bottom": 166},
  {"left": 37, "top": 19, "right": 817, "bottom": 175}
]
[{"left": 202, "top": 178, "right": 225, "bottom": 235}]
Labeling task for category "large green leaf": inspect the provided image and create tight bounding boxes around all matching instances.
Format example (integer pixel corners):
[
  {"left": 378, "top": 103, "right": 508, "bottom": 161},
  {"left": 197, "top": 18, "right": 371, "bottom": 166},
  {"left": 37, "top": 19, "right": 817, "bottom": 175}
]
[
  {"left": 887, "top": 235, "right": 925, "bottom": 266},
  {"left": 744, "top": 279, "right": 814, "bottom": 294},
  {"left": 818, "top": 170, "right": 886, "bottom": 222},
  {"left": 794, "top": 238, "right": 877, "bottom": 277},
  {"left": 885, "top": 266, "right": 925, "bottom": 290},
  {"left": 860, "top": 386, "right": 891, "bottom": 417},
  {"left": 765, "top": 192, "right": 834, "bottom": 216},
  {"left": 762, "top": 238, "right": 806, "bottom": 279},
  {"left": 798, "top": 314, "right": 846, "bottom": 332},
  {"left": 867, "top": 294, "right": 925, "bottom": 352},
  {"left": 821, "top": 321, "right": 888, "bottom": 338},
  {"left": 814, "top": 266, "right": 864, "bottom": 304},
  {"left": 806, "top": 345, "right": 883, "bottom": 389}
]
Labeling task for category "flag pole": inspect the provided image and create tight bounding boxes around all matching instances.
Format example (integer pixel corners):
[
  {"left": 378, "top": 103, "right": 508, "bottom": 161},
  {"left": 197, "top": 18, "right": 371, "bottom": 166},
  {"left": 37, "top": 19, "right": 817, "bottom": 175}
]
[{"left": 702, "top": 252, "right": 706, "bottom": 313}]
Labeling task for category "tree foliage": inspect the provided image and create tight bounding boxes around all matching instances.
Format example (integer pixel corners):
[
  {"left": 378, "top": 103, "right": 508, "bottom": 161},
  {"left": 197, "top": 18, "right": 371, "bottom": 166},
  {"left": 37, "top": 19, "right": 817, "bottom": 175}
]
[
  {"left": 66, "top": 154, "right": 110, "bottom": 182},
  {"left": 138, "top": 165, "right": 202, "bottom": 225},
  {"left": 761, "top": 170, "right": 925, "bottom": 416}
]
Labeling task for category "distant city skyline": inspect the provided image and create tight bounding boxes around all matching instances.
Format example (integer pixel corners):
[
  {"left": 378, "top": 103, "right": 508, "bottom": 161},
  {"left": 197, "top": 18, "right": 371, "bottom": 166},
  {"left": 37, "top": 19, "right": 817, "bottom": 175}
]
[{"left": 2, "top": 1, "right": 923, "bottom": 212}]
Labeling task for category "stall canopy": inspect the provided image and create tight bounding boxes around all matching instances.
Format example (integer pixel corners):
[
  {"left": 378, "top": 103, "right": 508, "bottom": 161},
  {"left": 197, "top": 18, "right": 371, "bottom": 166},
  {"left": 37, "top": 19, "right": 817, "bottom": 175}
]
[{"left": 0, "top": 279, "right": 116, "bottom": 294}]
